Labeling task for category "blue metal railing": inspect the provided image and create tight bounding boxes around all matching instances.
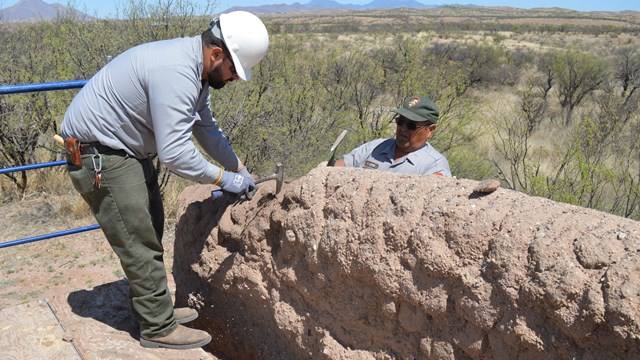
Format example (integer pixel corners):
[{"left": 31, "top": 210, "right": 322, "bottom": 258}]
[
  {"left": 0, "top": 160, "right": 68, "bottom": 175},
  {"left": 0, "top": 79, "right": 100, "bottom": 248},
  {"left": 0, "top": 224, "right": 101, "bottom": 249},
  {"left": 0, "top": 80, "right": 88, "bottom": 95}
]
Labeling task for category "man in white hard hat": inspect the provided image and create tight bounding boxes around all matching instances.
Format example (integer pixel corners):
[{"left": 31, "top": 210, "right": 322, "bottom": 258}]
[{"left": 60, "top": 11, "right": 269, "bottom": 350}]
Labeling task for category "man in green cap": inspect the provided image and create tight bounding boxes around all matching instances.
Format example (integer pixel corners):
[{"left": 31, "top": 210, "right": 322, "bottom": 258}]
[{"left": 334, "top": 95, "right": 451, "bottom": 176}]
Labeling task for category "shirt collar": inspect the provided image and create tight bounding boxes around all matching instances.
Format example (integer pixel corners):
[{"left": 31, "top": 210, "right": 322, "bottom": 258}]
[{"left": 391, "top": 141, "right": 429, "bottom": 165}]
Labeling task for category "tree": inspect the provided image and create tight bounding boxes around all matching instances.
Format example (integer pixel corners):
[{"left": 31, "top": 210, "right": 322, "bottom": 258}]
[
  {"left": 118, "top": 0, "right": 214, "bottom": 43},
  {"left": 536, "top": 53, "right": 555, "bottom": 98},
  {"left": 612, "top": 46, "right": 640, "bottom": 122},
  {"left": 0, "top": 22, "right": 60, "bottom": 196},
  {"left": 552, "top": 50, "right": 606, "bottom": 126},
  {"left": 519, "top": 79, "right": 547, "bottom": 134},
  {"left": 490, "top": 101, "right": 539, "bottom": 192}
]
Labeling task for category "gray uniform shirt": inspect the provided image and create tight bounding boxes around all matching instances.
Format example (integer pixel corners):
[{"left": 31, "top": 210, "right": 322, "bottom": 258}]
[
  {"left": 342, "top": 138, "right": 451, "bottom": 176},
  {"left": 61, "top": 35, "right": 237, "bottom": 184}
]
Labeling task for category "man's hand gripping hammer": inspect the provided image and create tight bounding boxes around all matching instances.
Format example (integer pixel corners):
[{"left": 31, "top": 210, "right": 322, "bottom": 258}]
[{"left": 212, "top": 162, "right": 284, "bottom": 200}]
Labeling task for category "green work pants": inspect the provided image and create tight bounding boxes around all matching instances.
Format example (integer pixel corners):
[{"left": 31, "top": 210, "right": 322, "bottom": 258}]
[{"left": 67, "top": 150, "right": 176, "bottom": 339}]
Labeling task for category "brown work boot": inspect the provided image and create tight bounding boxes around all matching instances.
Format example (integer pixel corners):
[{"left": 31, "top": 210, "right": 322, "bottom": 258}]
[
  {"left": 174, "top": 307, "right": 198, "bottom": 324},
  {"left": 140, "top": 324, "right": 212, "bottom": 349},
  {"left": 132, "top": 307, "right": 198, "bottom": 324}
]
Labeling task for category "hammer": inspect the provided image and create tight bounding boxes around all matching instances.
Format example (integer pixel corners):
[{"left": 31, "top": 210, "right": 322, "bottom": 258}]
[{"left": 254, "top": 162, "right": 284, "bottom": 195}]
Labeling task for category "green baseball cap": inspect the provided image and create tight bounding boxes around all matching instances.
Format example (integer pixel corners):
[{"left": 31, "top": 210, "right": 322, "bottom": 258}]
[{"left": 391, "top": 95, "right": 439, "bottom": 124}]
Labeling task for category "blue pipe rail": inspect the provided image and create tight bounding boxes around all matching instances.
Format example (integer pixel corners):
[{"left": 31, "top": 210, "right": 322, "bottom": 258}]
[
  {"left": 0, "top": 160, "right": 67, "bottom": 175},
  {"left": 0, "top": 80, "right": 88, "bottom": 95},
  {"left": 0, "top": 224, "right": 101, "bottom": 249},
  {"left": 0, "top": 79, "right": 100, "bottom": 248}
]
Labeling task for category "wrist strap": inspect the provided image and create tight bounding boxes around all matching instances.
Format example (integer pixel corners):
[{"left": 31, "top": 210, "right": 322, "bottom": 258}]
[{"left": 212, "top": 168, "right": 223, "bottom": 185}]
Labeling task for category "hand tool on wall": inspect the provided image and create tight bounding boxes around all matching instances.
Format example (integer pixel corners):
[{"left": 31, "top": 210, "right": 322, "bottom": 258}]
[
  {"left": 327, "top": 129, "right": 349, "bottom": 166},
  {"left": 256, "top": 162, "right": 284, "bottom": 195}
]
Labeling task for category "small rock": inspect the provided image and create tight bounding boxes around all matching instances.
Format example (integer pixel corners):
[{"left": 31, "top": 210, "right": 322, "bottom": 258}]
[
  {"left": 474, "top": 179, "right": 501, "bottom": 193},
  {"left": 285, "top": 230, "right": 296, "bottom": 242}
]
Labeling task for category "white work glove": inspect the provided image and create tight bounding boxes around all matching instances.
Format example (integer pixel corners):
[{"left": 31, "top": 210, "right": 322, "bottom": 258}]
[
  {"left": 238, "top": 167, "right": 259, "bottom": 199},
  {"left": 238, "top": 167, "right": 253, "bottom": 180},
  {"left": 218, "top": 170, "right": 257, "bottom": 199}
]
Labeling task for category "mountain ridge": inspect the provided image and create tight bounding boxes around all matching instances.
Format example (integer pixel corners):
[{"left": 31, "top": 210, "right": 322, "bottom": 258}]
[
  {"left": 223, "top": 0, "right": 462, "bottom": 13},
  {"left": 0, "top": 0, "right": 90, "bottom": 22}
]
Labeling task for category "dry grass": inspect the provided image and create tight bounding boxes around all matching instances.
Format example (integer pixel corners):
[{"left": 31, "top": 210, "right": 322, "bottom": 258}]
[
  {"left": 160, "top": 172, "right": 190, "bottom": 220},
  {"left": 1, "top": 165, "right": 92, "bottom": 218}
]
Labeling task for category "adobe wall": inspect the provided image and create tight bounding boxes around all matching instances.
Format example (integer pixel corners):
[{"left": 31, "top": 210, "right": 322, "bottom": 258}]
[{"left": 173, "top": 167, "right": 640, "bottom": 360}]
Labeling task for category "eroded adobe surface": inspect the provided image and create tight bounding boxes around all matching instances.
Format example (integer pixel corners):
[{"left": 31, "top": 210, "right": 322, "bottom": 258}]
[{"left": 173, "top": 167, "right": 640, "bottom": 360}]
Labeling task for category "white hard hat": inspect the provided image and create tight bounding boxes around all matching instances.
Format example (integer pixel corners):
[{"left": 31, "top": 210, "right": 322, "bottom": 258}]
[{"left": 218, "top": 11, "right": 269, "bottom": 81}]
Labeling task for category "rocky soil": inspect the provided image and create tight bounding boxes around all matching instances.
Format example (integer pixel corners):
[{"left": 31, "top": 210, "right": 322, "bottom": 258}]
[{"left": 172, "top": 167, "right": 640, "bottom": 360}]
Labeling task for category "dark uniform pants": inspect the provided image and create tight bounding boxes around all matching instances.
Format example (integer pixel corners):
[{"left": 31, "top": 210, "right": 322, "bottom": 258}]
[{"left": 67, "top": 150, "right": 176, "bottom": 338}]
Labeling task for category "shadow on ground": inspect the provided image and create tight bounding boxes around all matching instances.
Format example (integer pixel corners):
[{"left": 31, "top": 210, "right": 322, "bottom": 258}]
[{"left": 66, "top": 278, "right": 139, "bottom": 339}]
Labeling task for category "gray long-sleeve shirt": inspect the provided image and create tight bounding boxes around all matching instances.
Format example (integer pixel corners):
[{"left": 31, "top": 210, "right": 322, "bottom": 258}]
[
  {"left": 61, "top": 35, "right": 238, "bottom": 184},
  {"left": 342, "top": 138, "right": 451, "bottom": 176}
]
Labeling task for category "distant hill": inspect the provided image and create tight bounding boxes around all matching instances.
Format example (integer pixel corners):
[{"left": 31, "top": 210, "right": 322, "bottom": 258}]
[
  {"left": 365, "top": 0, "right": 433, "bottom": 9},
  {"left": 0, "top": 0, "right": 91, "bottom": 22},
  {"left": 223, "top": 0, "right": 467, "bottom": 13},
  {"left": 306, "top": 0, "right": 357, "bottom": 10}
]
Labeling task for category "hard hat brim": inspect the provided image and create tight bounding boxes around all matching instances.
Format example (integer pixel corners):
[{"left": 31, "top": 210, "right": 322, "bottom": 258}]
[
  {"left": 219, "top": 12, "right": 251, "bottom": 81},
  {"left": 227, "top": 49, "right": 251, "bottom": 81}
]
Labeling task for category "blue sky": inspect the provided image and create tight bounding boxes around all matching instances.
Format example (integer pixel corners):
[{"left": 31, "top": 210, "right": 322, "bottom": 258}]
[{"left": 1, "top": 0, "right": 638, "bottom": 18}]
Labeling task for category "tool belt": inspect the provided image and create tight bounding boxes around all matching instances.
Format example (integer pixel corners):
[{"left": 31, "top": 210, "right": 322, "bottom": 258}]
[{"left": 64, "top": 138, "right": 124, "bottom": 167}]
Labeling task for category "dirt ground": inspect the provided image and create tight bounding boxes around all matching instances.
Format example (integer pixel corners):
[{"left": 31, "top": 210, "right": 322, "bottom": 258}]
[
  {"left": 0, "top": 197, "right": 217, "bottom": 359},
  {"left": 0, "top": 144, "right": 202, "bottom": 358},
  {"left": 0, "top": 198, "right": 131, "bottom": 309}
]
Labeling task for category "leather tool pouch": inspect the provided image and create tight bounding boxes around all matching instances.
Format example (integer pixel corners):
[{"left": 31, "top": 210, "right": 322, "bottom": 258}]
[{"left": 65, "top": 138, "right": 82, "bottom": 167}]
